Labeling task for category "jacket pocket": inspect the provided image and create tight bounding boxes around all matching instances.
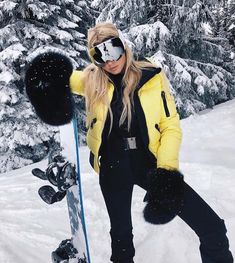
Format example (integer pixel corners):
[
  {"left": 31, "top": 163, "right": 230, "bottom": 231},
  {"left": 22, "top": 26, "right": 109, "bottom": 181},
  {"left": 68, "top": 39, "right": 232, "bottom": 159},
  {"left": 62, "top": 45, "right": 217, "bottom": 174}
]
[
  {"left": 155, "top": 123, "right": 160, "bottom": 132},
  {"left": 161, "top": 91, "right": 170, "bottom": 117},
  {"left": 90, "top": 117, "right": 97, "bottom": 129}
]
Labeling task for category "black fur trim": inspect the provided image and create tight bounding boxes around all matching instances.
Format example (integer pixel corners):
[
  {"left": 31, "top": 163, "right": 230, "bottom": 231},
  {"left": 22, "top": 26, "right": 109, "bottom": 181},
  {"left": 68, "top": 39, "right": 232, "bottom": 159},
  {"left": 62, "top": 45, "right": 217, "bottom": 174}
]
[
  {"left": 143, "top": 168, "right": 185, "bottom": 224},
  {"left": 143, "top": 203, "right": 176, "bottom": 224},
  {"left": 25, "top": 52, "right": 74, "bottom": 125}
]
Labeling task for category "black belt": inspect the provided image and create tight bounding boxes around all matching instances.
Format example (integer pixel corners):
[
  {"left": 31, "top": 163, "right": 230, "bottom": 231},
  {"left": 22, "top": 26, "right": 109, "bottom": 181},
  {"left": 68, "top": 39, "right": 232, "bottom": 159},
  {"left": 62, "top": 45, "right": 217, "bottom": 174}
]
[{"left": 102, "top": 136, "right": 143, "bottom": 153}]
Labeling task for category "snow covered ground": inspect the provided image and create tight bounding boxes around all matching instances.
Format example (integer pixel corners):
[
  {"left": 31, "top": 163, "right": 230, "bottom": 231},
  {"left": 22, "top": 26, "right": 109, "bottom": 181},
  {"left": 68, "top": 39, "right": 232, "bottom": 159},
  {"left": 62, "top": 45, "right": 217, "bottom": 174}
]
[{"left": 0, "top": 99, "right": 235, "bottom": 263}]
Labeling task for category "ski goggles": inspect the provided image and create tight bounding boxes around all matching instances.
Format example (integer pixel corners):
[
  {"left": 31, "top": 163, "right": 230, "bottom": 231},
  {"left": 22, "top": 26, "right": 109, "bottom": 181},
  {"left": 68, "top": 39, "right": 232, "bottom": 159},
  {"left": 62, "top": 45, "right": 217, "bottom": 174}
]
[{"left": 89, "top": 37, "right": 125, "bottom": 67}]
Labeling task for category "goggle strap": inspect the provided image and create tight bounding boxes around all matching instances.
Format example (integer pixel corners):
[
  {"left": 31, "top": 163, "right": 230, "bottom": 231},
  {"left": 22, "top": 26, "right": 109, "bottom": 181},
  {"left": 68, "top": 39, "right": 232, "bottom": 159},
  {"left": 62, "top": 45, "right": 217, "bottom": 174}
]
[
  {"left": 87, "top": 47, "right": 94, "bottom": 63},
  {"left": 118, "top": 29, "right": 126, "bottom": 50}
]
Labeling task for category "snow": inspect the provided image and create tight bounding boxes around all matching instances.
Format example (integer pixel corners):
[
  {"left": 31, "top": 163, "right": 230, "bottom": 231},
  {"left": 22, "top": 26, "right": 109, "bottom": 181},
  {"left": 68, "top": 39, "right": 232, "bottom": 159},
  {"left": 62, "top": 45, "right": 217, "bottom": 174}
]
[
  {"left": 23, "top": 25, "right": 52, "bottom": 42},
  {"left": 0, "top": 1, "right": 17, "bottom": 13},
  {"left": 231, "top": 52, "right": 235, "bottom": 60},
  {"left": 57, "top": 17, "right": 78, "bottom": 29},
  {"left": 175, "top": 62, "right": 192, "bottom": 83},
  {"left": 0, "top": 100, "right": 235, "bottom": 262},
  {"left": 202, "top": 22, "right": 213, "bottom": 35},
  {"left": 91, "top": 0, "right": 103, "bottom": 9},
  {"left": 49, "top": 28, "right": 73, "bottom": 42},
  {"left": 27, "top": 3, "right": 51, "bottom": 21},
  {"left": 0, "top": 43, "right": 26, "bottom": 63},
  {"left": 128, "top": 22, "right": 171, "bottom": 51},
  {"left": 0, "top": 91, "right": 11, "bottom": 104},
  {"left": 0, "top": 71, "right": 15, "bottom": 85},
  {"left": 229, "top": 23, "right": 235, "bottom": 31}
]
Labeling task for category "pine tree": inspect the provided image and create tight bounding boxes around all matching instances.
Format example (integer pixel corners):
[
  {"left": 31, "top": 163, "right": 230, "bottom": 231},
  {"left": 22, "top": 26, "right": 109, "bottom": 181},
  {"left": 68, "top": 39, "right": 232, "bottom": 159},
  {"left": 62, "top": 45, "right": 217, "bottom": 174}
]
[
  {"left": 0, "top": 0, "right": 94, "bottom": 173},
  {"left": 92, "top": 0, "right": 150, "bottom": 28},
  {"left": 228, "top": 0, "right": 235, "bottom": 50},
  {"left": 92, "top": 0, "right": 178, "bottom": 28},
  {"left": 160, "top": 1, "right": 235, "bottom": 116}
]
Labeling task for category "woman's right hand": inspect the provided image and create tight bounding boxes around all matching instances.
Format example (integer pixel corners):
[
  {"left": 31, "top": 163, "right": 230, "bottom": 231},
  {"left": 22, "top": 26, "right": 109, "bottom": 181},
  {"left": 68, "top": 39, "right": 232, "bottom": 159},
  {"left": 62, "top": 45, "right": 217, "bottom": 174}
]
[{"left": 24, "top": 51, "right": 74, "bottom": 125}]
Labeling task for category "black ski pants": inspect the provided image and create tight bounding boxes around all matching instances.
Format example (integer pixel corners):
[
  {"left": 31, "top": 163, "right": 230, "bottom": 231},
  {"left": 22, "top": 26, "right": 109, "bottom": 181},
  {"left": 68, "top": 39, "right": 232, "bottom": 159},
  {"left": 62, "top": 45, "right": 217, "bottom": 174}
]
[{"left": 99, "top": 149, "right": 234, "bottom": 263}]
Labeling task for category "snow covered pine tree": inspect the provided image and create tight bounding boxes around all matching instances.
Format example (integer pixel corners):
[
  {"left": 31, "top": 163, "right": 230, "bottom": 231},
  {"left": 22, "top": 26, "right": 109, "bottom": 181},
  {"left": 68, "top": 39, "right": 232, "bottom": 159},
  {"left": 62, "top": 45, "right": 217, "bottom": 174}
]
[
  {"left": 0, "top": 0, "right": 94, "bottom": 173},
  {"left": 24, "top": 51, "right": 91, "bottom": 263}
]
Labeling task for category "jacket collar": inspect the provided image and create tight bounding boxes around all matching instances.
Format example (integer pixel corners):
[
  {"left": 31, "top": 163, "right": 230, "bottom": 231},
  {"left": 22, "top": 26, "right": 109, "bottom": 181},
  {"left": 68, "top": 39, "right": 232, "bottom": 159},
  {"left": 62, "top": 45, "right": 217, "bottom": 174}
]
[
  {"left": 107, "top": 66, "right": 161, "bottom": 93},
  {"left": 137, "top": 67, "right": 161, "bottom": 91}
]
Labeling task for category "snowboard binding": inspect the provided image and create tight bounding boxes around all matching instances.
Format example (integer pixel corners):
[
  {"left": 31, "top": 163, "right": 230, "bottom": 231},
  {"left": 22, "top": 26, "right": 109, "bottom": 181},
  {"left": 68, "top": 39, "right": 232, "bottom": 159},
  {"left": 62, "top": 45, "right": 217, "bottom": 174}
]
[
  {"left": 51, "top": 239, "right": 77, "bottom": 262},
  {"left": 32, "top": 154, "right": 89, "bottom": 262},
  {"left": 32, "top": 154, "right": 76, "bottom": 204},
  {"left": 51, "top": 239, "right": 87, "bottom": 263}
]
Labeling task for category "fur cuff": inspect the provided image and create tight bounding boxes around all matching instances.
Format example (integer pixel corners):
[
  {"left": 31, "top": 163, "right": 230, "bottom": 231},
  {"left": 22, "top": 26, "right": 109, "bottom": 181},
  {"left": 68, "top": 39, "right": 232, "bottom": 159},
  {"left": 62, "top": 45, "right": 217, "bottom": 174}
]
[
  {"left": 143, "top": 168, "right": 184, "bottom": 224},
  {"left": 25, "top": 52, "right": 74, "bottom": 125}
]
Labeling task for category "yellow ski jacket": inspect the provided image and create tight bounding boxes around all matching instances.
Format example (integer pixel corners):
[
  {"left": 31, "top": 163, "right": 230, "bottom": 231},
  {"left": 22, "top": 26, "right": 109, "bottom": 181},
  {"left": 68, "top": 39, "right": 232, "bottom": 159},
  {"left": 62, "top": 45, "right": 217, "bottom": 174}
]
[{"left": 69, "top": 67, "right": 182, "bottom": 174}]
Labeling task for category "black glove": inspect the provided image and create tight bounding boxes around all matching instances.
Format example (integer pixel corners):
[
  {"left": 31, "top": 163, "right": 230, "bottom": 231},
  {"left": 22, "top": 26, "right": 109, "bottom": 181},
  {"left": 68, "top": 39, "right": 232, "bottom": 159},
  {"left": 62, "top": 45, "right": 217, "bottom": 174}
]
[
  {"left": 24, "top": 51, "right": 74, "bottom": 125},
  {"left": 143, "top": 168, "right": 185, "bottom": 224}
]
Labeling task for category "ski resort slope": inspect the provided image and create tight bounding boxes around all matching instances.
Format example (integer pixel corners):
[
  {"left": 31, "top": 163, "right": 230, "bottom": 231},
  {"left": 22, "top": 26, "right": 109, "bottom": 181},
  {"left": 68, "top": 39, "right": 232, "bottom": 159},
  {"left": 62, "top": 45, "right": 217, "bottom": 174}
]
[{"left": 0, "top": 99, "right": 235, "bottom": 263}]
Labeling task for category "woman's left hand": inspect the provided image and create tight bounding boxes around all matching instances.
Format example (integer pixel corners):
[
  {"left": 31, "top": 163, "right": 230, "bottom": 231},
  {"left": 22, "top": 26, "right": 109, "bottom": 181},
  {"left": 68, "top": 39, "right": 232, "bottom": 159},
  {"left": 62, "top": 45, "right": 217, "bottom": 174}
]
[{"left": 143, "top": 168, "right": 185, "bottom": 224}]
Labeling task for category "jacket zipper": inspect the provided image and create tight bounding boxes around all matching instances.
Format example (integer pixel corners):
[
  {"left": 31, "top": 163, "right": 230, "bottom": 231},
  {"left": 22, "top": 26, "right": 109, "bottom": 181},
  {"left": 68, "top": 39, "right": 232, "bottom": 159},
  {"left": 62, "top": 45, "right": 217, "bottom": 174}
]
[{"left": 161, "top": 91, "right": 170, "bottom": 117}]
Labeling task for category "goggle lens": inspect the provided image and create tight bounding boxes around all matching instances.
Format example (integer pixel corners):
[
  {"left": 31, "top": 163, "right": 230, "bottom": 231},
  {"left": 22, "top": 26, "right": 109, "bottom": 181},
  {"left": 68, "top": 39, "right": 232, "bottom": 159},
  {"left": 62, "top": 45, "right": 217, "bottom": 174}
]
[{"left": 89, "top": 37, "right": 125, "bottom": 67}]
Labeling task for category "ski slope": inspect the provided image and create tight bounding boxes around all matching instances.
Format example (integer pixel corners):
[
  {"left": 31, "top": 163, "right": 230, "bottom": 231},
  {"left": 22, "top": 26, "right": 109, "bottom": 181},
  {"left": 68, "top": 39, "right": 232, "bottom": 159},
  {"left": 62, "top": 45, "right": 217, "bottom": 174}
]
[{"left": 0, "top": 99, "right": 235, "bottom": 263}]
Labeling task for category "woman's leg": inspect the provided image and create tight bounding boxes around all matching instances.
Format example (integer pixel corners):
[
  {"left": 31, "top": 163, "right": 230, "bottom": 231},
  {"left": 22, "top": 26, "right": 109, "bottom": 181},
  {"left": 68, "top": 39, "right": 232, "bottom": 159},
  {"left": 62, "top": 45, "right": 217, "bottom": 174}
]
[
  {"left": 136, "top": 175, "right": 233, "bottom": 263},
  {"left": 99, "top": 180, "right": 135, "bottom": 262},
  {"left": 99, "top": 151, "right": 136, "bottom": 263},
  {"left": 178, "top": 182, "right": 234, "bottom": 263}
]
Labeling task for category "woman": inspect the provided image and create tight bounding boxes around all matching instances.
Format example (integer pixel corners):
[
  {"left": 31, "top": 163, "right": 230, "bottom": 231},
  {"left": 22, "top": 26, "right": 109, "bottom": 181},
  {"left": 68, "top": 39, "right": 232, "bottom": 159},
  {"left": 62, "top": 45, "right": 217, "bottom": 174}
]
[{"left": 25, "top": 22, "right": 233, "bottom": 263}]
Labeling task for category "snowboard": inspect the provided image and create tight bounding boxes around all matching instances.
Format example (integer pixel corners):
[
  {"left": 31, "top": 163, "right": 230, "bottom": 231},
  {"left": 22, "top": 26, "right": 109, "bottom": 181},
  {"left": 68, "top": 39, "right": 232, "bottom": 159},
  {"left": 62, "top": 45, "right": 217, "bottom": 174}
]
[
  {"left": 24, "top": 51, "right": 91, "bottom": 263},
  {"left": 32, "top": 119, "right": 91, "bottom": 263}
]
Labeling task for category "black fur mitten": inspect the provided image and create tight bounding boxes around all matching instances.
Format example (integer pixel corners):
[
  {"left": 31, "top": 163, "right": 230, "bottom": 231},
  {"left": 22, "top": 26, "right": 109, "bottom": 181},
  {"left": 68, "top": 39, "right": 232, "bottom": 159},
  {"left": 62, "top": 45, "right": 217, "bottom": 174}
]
[
  {"left": 143, "top": 168, "right": 185, "bottom": 224},
  {"left": 25, "top": 52, "right": 74, "bottom": 125}
]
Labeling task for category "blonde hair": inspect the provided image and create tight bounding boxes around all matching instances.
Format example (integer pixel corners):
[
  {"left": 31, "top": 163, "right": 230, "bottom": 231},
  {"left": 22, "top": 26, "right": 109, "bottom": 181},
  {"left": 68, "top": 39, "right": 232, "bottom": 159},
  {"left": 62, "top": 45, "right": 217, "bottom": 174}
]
[{"left": 83, "top": 22, "right": 155, "bottom": 133}]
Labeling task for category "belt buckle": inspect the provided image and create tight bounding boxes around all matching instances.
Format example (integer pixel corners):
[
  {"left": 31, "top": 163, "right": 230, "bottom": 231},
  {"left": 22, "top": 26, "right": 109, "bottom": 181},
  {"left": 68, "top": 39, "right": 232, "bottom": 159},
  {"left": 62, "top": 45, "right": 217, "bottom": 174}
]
[{"left": 124, "top": 137, "right": 137, "bottom": 150}]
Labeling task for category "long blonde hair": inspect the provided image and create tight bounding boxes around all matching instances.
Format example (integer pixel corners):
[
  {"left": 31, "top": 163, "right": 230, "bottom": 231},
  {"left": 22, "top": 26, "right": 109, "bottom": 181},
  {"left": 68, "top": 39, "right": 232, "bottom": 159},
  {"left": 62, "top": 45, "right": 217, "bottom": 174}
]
[{"left": 83, "top": 22, "right": 155, "bottom": 132}]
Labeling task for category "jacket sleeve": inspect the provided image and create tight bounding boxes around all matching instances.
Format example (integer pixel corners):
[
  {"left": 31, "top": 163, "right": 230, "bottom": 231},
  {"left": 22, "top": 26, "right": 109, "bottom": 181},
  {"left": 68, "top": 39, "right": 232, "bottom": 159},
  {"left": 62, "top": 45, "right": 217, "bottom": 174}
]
[
  {"left": 69, "top": 70, "right": 85, "bottom": 96},
  {"left": 157, "top": 71, "right": 182, "bottom": 170}
]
